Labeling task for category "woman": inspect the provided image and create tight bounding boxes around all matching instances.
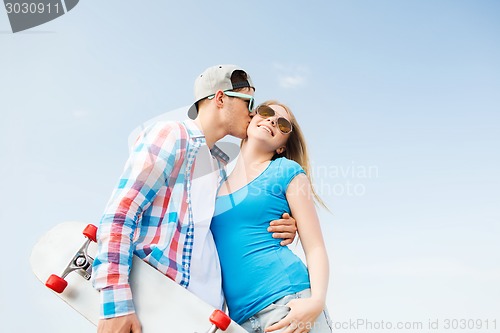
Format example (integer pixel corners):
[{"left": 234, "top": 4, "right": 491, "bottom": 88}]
[{"left": 211, "top": 101, "right": 331, "bottom": 333}]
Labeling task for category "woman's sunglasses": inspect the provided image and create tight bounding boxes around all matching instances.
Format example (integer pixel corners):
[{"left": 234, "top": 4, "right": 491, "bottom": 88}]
[{"left": 254, "top": 105, "right": 293, "bottom": 134}]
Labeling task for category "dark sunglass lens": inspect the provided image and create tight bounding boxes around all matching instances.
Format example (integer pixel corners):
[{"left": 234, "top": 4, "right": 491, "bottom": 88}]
[
  {"left": 278, "top": 118, "right": 292, "bottom": 133},
  {"left": 258, "top": 106, "right": 275, "bottom": 118}
]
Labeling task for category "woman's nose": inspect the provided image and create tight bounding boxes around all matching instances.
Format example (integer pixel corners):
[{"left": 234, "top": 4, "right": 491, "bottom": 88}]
[{"left": 266, "top": 117, "right": 277, "bottom": 126}]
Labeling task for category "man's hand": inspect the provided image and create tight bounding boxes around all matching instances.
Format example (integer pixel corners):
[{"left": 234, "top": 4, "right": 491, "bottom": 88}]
[
  {"left": 97, "top": 313, "right": 142, "bottom": 333},
  {"left": 268, "top": 213, "right": 297, "bottom": 246}
]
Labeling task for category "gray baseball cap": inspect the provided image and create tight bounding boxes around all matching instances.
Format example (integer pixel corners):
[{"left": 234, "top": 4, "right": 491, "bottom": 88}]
[{"left": 188, "top": 64, "right": 255, "bottom": 119}]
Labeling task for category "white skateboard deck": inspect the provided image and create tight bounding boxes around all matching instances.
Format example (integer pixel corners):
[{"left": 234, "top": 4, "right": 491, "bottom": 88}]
[{"left": 30, "top": 221, "right": 247, "bottom": 333}]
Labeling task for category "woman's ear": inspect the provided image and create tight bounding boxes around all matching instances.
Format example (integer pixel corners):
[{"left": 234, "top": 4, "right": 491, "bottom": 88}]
[{"left": 276, "top": 146, "right": 286, "bottom": 155}]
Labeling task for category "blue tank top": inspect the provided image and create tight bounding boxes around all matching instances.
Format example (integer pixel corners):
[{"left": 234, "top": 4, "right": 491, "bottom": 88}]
[{"left": 211, "top": 157, "right": 311, "bottom": 324}]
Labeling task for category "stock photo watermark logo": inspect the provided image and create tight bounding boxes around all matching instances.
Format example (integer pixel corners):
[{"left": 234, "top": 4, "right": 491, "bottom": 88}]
[
  {"left": 311, "top": 162, "right": 379, "bottom": 197},
  {"left": 4, "top": 0, "right": 79, "bottom": 33}
]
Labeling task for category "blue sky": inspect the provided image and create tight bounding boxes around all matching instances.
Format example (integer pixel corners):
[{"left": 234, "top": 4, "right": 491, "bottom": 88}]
[{"left": 1, "top": 1, "right": 499, "bottom": 332}]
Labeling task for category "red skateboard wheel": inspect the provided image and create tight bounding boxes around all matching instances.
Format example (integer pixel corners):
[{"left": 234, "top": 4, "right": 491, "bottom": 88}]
[
  {"left": 45, "top": 274, "right": 68, "bottom": 293},
  {"left": 209, "top": 309, "right": 231, "bottom": 331},
  {"left": 83, "top": 224, "right": 98, "bottom": 242}
]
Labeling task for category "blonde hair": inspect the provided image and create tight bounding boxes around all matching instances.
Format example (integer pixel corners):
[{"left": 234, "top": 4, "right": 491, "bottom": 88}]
[{"left": 259, "top": 100, "right": 328, "bottom": 210}]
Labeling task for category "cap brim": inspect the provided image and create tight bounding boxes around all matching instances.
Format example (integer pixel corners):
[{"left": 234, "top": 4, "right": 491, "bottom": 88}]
[{"left": 187, "top": 103, "right": 198, "bottom": 120}]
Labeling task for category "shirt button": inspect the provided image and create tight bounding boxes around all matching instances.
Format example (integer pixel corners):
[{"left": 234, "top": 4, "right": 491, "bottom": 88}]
[
  {"left": 187, "top": 231, "right": 192, "bottom": 236},
  {"left": 185, "top": 198, "right": 189, "bottom": 203},
  {"left": 184, "top": 264, "right": 189, "bottom": 269}
]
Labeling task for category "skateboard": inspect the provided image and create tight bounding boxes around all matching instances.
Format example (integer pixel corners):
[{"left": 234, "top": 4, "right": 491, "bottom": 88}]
[{"left": 30, "top": 221, "right": 247, "bottom": 333}]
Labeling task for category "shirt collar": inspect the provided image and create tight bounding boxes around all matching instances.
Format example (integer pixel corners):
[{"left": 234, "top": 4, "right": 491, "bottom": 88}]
[
  {"left": 183, "top": 119, "right": 205, "bottom": 139},
  {"left": 183, "top": 119, "right": 230, "bottom": 164}
]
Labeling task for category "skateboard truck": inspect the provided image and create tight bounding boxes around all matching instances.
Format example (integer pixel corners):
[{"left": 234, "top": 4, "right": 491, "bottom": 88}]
[{"left": 45, "top": 224, "right": 98, "bottom": 293}]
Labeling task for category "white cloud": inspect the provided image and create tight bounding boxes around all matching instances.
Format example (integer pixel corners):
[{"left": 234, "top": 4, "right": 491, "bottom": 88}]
[
  {"left": 274, "top": 63, "right": 309, "bottom": 89},
  {"left": 279, "top": 75, "right": 306, "bottom": 89},
  {"left": 72, "top": 109, "right": 89, "bottom": 119}
]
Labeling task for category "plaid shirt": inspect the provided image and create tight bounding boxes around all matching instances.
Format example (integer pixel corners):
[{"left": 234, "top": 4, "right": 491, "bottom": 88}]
[{"left": 92, "top": 120, "right": 228, "bottom": 319}]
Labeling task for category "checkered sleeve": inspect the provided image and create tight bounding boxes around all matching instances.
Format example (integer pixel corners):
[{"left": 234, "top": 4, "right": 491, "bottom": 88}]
[{"left": 92, "top": 121, "right": 183, "bottom": 319}]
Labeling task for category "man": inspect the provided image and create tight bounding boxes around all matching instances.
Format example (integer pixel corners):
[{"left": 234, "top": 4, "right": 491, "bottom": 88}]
[{"left": 92, "top": 65, "right": 297, "bottom": 333}]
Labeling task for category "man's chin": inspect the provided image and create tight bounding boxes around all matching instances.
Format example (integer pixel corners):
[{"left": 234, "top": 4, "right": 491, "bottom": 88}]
[{"left": 231, "top": 129, "right": 248, "bottom": 140}]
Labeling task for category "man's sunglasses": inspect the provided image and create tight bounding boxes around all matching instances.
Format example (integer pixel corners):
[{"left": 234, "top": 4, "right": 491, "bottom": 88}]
[
  {"left": 208, "top": 91, "right": 255, "bottom": 112},
  {"left": 255, "top": 105, "right": 293, "bottom": 134}
]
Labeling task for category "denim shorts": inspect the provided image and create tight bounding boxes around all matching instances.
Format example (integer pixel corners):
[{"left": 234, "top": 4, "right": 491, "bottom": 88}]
[{"left": 240, "top": 289, "right": 332, "bottom": 333}]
